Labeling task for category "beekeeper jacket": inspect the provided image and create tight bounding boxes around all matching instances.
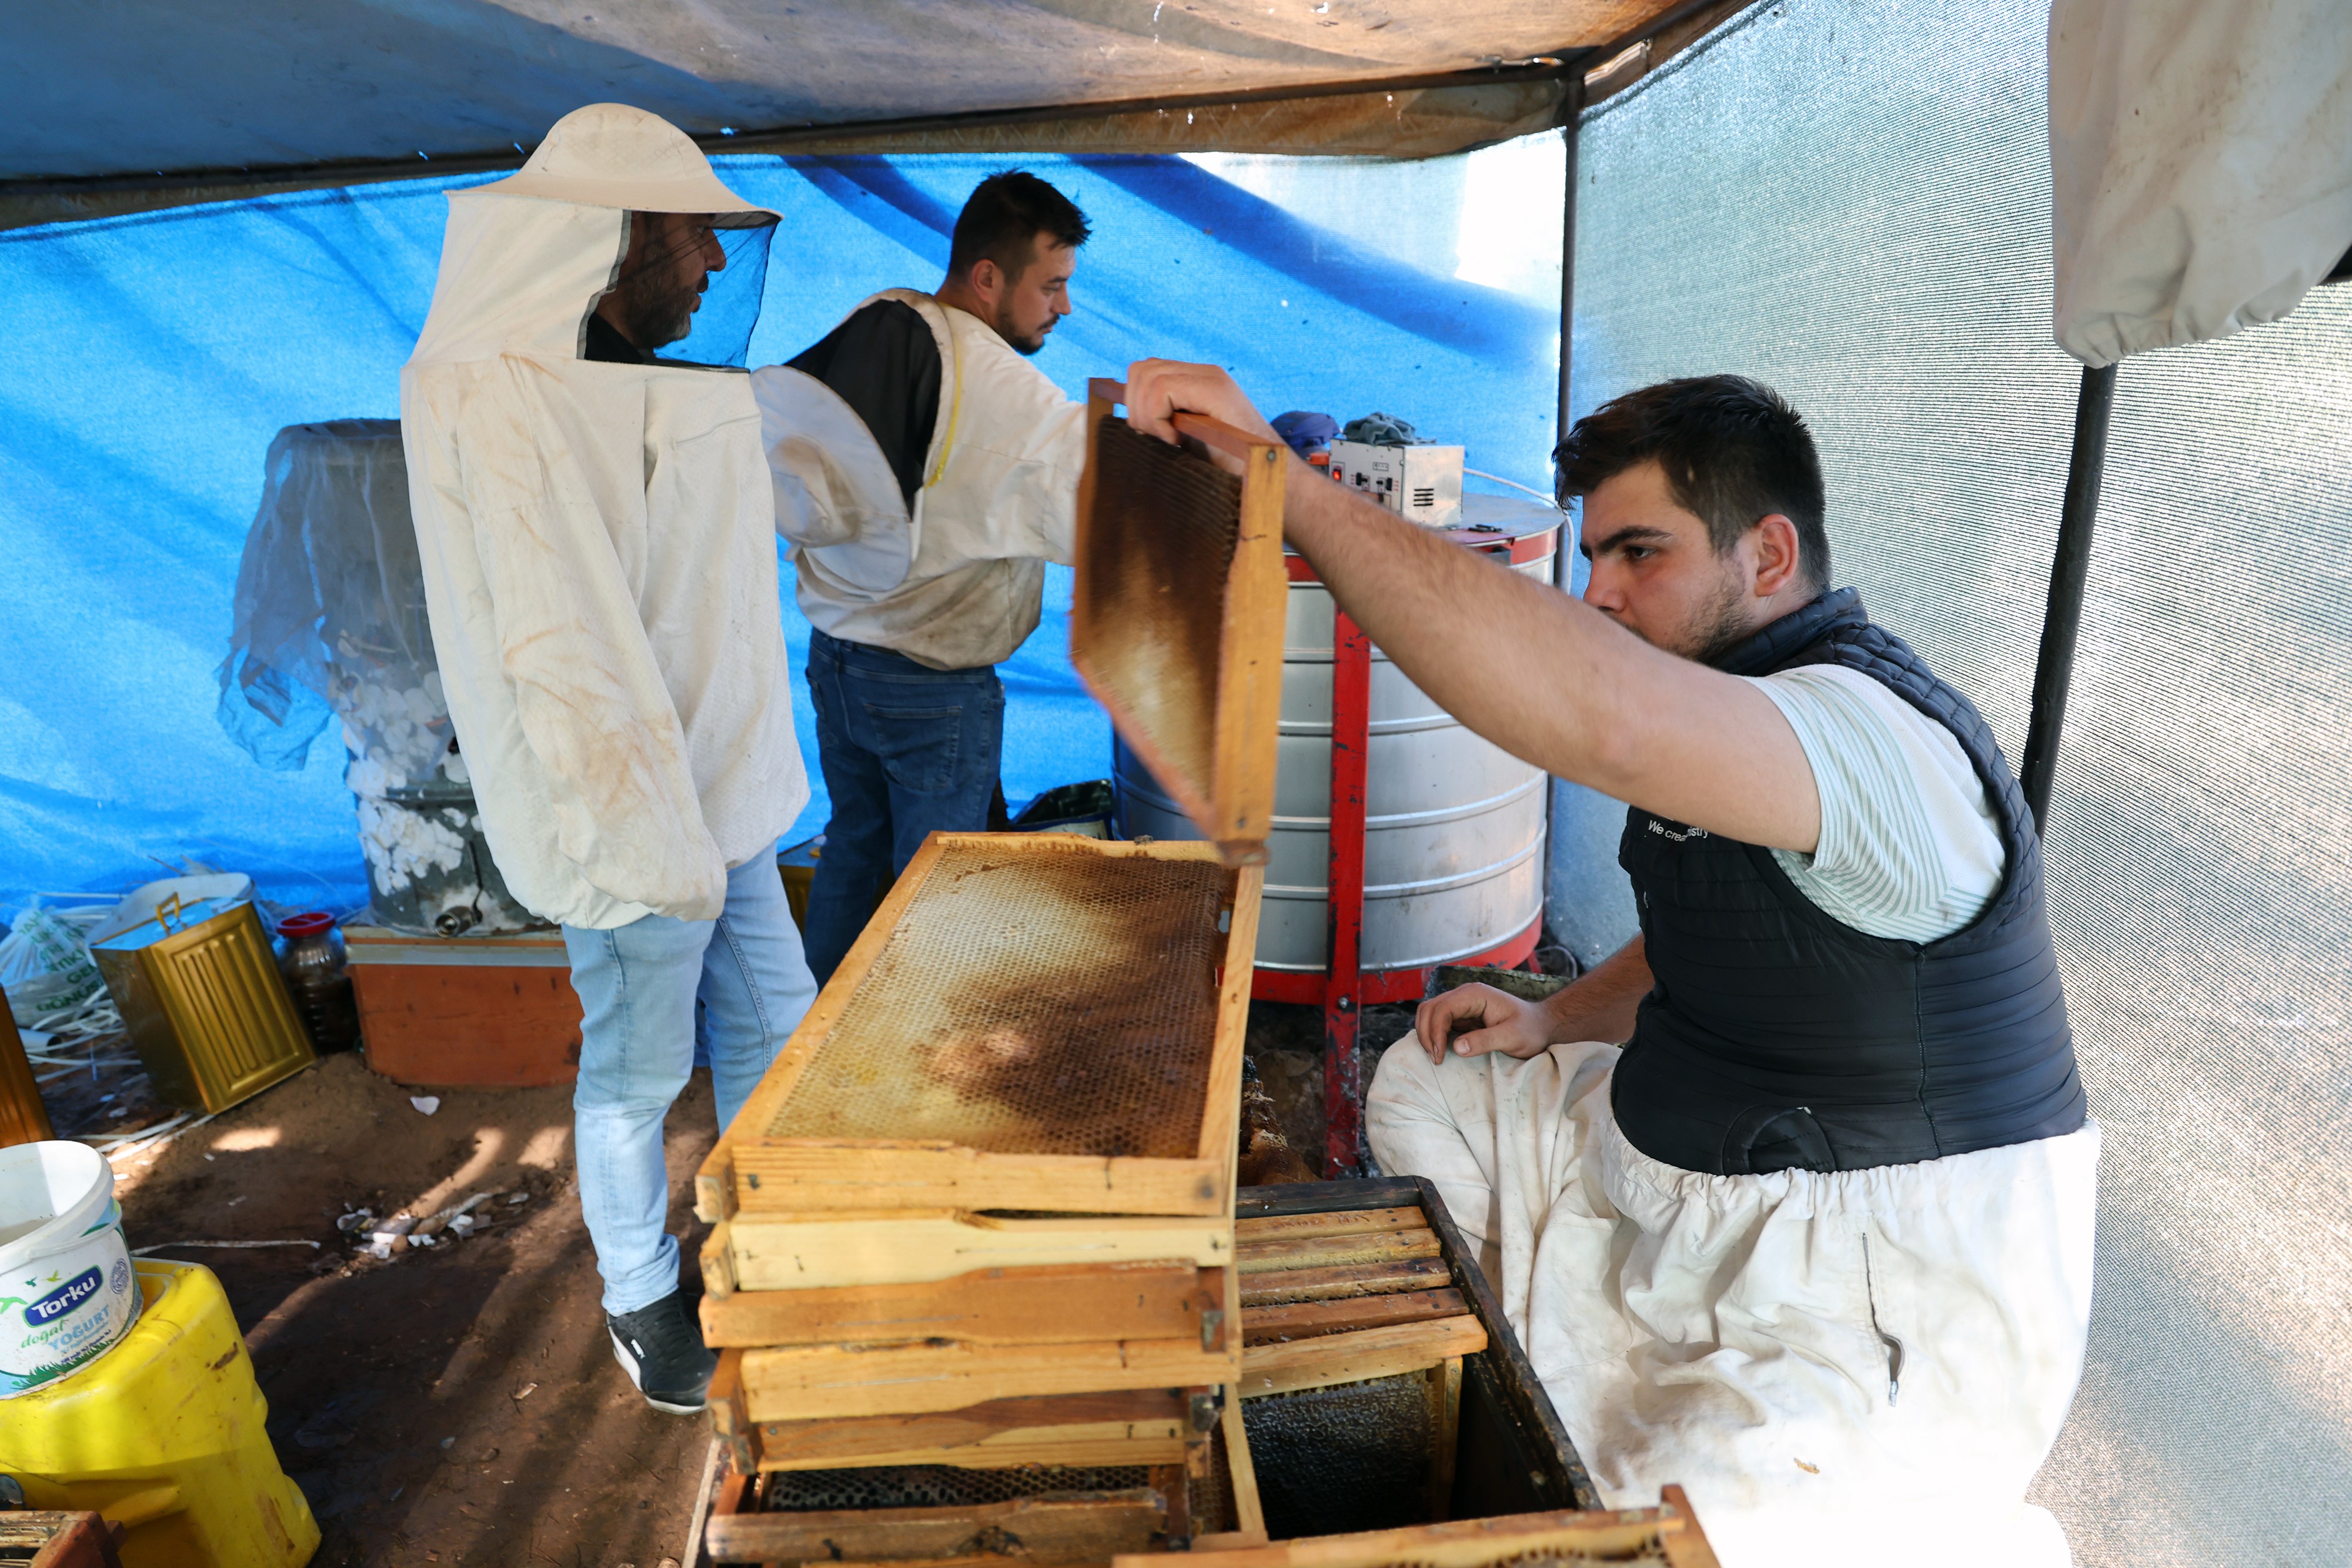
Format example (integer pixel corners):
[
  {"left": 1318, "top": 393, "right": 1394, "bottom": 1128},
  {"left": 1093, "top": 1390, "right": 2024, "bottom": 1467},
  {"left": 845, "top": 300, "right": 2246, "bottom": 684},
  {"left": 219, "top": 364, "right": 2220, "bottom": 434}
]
[
  {"left": 753, "top": 289, "right": 1088, "bottom": 671},
  {"left": 399, "top": 126, "right": 806, "bottom": 929}
]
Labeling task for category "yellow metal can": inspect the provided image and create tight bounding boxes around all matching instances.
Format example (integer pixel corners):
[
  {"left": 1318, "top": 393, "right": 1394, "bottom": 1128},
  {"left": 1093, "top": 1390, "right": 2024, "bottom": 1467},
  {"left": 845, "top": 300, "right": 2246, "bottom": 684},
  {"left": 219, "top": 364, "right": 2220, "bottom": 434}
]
[
  {"left": 0, "top": 1259, "right": 320, "bottom": 1567},
  {"left": 93, "top": 897, "right": 315, "bottom": 1115}
]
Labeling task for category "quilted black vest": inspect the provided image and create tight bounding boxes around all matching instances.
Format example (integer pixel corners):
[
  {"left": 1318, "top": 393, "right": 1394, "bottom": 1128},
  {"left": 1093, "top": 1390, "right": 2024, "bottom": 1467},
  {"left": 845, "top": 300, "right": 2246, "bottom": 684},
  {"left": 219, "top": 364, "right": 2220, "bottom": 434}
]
[{"left": 1611, "top": 588, "right": 2087, "bottom": 1175}]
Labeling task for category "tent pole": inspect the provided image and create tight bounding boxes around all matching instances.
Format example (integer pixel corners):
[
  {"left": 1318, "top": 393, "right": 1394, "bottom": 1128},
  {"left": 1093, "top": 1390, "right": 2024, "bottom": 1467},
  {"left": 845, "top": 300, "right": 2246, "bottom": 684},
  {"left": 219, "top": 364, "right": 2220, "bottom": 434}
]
[
  {"left": 2019, "top": 362, "right": 2119, "bottom": 833},
  {"left": 1538, "top": 80, "right": 1582, "bottom": 965},
  {"left": 1555, "top": 85, "right": 1583, "bottom": 470}
]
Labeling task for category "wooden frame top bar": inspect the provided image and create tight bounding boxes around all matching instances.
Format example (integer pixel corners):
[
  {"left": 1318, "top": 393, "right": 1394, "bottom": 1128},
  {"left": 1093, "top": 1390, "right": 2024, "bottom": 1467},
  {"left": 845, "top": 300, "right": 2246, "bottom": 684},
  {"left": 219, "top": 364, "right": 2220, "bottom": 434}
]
[{"left": 1091, "top": 376, "right": 1276, "bottom": 461}]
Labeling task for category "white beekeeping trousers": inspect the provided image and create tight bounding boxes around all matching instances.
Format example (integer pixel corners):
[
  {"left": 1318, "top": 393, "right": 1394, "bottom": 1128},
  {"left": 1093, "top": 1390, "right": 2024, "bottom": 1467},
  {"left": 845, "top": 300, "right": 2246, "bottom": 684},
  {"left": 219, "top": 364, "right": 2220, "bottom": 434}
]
[{"left": 1367, "top": 1035, "right": 2100, "bottom": 1568}]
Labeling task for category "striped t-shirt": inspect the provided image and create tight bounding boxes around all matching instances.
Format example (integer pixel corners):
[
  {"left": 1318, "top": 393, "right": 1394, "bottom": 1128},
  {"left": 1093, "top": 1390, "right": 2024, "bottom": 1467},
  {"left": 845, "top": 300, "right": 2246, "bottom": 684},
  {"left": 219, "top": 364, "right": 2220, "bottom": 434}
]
[{"left": 1746, "top": 664, "right": 2004, "bottom": 943}]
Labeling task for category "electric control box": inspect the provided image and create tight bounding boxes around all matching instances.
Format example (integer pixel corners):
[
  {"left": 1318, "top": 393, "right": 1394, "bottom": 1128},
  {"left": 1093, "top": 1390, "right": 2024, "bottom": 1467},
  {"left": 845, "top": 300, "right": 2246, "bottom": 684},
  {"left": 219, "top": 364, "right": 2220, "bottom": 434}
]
[{"left": 1328, "top": 439, "right": 1465, "bottom": 529}]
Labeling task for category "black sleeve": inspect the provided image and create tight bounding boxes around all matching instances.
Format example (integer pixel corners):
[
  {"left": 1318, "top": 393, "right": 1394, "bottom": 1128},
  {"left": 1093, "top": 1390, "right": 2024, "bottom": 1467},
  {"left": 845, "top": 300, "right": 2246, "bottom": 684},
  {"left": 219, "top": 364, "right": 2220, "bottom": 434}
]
[{"left": 786, "top": 301, "right": 943, "bottom": 510}]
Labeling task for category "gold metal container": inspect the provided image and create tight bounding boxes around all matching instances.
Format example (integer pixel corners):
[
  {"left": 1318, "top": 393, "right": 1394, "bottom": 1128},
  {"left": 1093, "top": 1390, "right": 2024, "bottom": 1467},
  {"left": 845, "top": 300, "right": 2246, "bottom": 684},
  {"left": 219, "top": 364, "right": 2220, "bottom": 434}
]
[
  {"left": 0, "top": 982, "right": 55, "bottom": 1147},
  {"left": 93, "top": 895, "right": 315, "bottom": 1114},
  {"left": 776, "top": 837, "right": 820, "bottom": 932}
]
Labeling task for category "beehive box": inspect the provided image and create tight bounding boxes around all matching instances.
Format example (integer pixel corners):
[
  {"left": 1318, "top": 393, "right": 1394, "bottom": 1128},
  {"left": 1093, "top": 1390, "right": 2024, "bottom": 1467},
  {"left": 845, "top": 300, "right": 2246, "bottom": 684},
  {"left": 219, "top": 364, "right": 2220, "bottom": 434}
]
[
  {"left": 697, "top": 396, "right": 1300, "bottom": 1547},
  {"left": 696, "top": 831, "right": 1259, "bottom": 1422},
  {"left": 1214, "top": 1176, "right": 1600, "bottom": 1537},
  {"left": 343, "top": 925, "right": 582, "bottom": 1086},
  {"left": 700, "top": 1178, "right": 1601, "bottom": 1564},
  {"left": 704, "top": 1462, "right": 1187, "bottom": 1566}
]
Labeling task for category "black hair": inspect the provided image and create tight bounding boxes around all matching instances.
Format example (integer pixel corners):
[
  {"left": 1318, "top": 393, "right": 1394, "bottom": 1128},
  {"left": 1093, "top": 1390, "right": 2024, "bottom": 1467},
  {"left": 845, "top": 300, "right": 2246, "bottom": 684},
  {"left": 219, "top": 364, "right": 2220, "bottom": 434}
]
[
  {"left": 1556, "top": 375, "right": 1831, "bottom": 590},
  {"left": 947, "top": 170, "right": 1092, "bottom": 282}
]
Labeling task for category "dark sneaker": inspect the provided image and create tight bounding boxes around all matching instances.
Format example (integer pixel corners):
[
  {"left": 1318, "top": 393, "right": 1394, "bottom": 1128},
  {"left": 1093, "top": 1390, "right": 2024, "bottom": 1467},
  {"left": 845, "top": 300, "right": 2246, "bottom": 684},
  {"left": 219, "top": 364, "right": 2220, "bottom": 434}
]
[{"left": 606, "top": 1290, "right": 718, "bottom": 1415}]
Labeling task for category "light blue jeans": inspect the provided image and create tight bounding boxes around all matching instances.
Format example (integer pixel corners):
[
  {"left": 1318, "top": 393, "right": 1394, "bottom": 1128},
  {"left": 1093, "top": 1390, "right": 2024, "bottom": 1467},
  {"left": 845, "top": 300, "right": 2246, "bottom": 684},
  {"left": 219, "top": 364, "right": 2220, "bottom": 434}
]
[{"left": 563, "top": 844, "right": 817, "bottom": 1316}]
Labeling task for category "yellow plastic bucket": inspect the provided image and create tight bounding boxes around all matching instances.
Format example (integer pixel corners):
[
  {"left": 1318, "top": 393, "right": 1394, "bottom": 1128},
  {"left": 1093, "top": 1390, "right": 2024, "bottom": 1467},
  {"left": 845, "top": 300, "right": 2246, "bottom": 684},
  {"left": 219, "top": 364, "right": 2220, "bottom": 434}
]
[{"left": 0, "top": 1259, "right": 319, "bottom": 1568}]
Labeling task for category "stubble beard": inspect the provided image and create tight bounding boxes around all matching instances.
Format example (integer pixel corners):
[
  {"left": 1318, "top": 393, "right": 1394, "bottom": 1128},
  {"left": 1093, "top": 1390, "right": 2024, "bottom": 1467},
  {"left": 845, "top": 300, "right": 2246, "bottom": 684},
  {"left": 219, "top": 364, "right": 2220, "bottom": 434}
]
[{"left": 1685, "top": 569, "right": 1760, "bottom": 667}]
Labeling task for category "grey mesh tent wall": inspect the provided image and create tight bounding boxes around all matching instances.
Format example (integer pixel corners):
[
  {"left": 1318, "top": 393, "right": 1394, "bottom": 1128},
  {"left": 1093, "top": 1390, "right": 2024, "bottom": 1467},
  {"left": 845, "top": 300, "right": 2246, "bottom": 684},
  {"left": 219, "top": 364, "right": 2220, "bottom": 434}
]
[{"left": 1562, "top": 2, "right": 2352, "bottom": 1563}]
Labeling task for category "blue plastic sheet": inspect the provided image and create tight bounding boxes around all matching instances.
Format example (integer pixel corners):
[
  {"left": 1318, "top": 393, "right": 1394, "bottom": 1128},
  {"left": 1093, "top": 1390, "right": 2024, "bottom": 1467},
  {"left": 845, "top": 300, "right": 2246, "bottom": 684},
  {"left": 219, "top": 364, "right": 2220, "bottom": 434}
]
[{"left": 0, "top": 145, "right": 1563, "bottom": 915}]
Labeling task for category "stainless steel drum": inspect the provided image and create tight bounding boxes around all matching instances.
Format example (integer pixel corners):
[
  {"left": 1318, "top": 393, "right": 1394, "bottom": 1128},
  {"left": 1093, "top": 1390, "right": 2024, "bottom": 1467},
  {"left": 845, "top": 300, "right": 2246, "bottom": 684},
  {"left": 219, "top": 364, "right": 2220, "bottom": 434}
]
[{"left": 1117, "top": 494, "right": 1563, "bottom": 974}]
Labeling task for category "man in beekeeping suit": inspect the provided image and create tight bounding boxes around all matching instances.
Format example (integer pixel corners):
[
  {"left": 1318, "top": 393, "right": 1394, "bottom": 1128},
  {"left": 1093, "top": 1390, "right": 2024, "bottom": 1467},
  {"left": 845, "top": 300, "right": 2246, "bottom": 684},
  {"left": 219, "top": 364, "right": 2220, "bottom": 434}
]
[
  {"left": 400, "top": 103, "right": 816, "bottom": 1415},
  {"left": 749, "top": 171, "right": 1093, "bottom": 984}
]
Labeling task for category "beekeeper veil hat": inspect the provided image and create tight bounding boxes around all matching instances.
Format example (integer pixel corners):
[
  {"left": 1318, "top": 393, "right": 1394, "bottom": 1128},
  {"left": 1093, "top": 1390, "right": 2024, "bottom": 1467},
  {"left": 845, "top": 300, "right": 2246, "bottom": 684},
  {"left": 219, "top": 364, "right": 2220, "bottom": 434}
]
[
  {"left": 415, "top": 103, "right": 780, "bottom": 369},
  {"left": 477, "top": 103, "right": 777, "bottom": 226}
]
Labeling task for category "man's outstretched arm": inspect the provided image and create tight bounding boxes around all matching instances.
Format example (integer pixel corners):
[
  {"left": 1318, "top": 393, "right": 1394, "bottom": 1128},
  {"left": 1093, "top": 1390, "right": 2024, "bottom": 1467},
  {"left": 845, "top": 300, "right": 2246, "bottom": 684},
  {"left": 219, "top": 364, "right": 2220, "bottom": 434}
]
[
  {"left": 1121, "top": 359, "right": 1821, "bottom": 852},
  {"left": 1411, "top": 938, "right": 1652, "bottom": 1065}
]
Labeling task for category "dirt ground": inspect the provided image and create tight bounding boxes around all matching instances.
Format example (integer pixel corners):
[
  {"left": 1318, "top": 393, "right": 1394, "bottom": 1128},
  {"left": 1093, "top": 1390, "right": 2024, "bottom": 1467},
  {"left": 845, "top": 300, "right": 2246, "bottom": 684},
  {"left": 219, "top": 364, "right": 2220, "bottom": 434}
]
[
  {"left": 1245, "top": 1001, "right": 1417, "bottom": 1174},
  {"left": 46, "top": 1021, "right": 1339, "bottom": 1568},
  {"left": 76, "top": 1049, "right": 716, "bottom": 1568}
]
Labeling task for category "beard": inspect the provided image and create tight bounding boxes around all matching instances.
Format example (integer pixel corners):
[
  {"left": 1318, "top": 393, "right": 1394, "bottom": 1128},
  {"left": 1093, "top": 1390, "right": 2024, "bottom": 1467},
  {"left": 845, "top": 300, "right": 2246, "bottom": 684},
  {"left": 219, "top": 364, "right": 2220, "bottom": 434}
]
[
  {"left": 995, "top": 302, "right": 1050, "bottom": 356},
  {"left": 619, "top": 266, "right": 701, "bottom": 349}
]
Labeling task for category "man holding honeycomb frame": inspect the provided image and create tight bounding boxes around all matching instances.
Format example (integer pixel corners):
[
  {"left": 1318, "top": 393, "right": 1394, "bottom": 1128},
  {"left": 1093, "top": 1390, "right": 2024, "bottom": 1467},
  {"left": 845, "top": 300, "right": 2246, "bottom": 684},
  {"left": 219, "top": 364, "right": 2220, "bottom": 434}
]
[{"left": 1121, "top": 360, "right": 2095, "bottom": 1568}]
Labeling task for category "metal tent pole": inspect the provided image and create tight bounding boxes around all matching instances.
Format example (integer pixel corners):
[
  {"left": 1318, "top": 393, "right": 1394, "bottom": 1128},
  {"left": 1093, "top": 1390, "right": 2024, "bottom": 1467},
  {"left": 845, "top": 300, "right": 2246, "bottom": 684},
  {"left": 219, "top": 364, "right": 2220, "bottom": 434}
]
[
  {"left": 1556, "top": 84, "right": 1582, "bottom": 469},
  {"left": 2019, "top": 362, "right": 2119, "bottom": 832}
]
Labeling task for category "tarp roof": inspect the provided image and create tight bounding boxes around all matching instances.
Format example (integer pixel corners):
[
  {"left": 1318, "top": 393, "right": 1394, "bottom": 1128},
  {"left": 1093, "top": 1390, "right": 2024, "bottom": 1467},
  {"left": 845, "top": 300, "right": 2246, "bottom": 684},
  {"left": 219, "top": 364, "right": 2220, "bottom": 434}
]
[{"left": 4, "top": 0, "right": 1701, "bottom": 225}]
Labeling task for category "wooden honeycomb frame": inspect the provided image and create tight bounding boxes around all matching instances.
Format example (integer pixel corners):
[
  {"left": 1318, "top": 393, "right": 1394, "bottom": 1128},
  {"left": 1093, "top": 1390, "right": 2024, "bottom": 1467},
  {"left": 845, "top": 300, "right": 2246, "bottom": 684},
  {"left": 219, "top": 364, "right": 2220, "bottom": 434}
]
[
  {"left": 1071, "top": 379, "right": 1287, "bottom": 868},
  {"left": 696, "top": 833, "right": 1261, "bottom": 1223}
]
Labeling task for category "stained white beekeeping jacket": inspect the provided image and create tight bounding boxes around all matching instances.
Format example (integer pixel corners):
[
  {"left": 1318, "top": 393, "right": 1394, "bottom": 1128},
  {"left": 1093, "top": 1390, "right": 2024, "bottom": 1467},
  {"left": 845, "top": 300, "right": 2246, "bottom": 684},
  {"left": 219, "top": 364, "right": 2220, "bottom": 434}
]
[
  {"left": 400, "top": 105, "right": 807, "bottom": 930},
  {"left": 751, "top": 289, "right": 1089, "bottom": 671}
]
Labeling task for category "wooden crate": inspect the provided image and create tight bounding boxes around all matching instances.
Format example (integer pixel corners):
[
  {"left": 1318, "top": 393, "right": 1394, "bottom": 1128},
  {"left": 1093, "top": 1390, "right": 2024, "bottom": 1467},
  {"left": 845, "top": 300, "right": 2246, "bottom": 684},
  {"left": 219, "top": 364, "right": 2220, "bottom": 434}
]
[
  {"left": 0, "top": 1510, "right": 127, "bottom": 1567},
  {"left": 698, "top": 833, "right": 1258, "bottom": 1223},
  {"left": 708, "top": 1380, "right": 1217, "bottom": 1476},
  {"left": 1224, "top": 1178, "right": 1601, "bottom": 1533},
  {"left": 696, "top": 1178, "right": 1588, "bottom": 1554},
  {"left": 343, "top": 926, "right": 581, "bottom": 1087},
  {"left": 1071, "top": 380, "right": 1286, "bottom": 868},
  {"left": 696, "top": 831, "right": 1257, "bottom": 1424},
  {"left": 1112, "top": 1490, "right": 1722, "bottom": 1568}
]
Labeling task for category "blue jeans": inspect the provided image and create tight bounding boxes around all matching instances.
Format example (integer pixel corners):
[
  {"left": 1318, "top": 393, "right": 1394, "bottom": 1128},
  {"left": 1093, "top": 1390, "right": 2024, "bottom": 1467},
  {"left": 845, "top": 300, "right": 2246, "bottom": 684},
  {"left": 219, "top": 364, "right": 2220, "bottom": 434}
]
[
  {"left": 802, "top": 627, "right": 1004, "bottom": 984},
  {"left": 563, "top": 845, "right": 817, "bottom": 1316}
]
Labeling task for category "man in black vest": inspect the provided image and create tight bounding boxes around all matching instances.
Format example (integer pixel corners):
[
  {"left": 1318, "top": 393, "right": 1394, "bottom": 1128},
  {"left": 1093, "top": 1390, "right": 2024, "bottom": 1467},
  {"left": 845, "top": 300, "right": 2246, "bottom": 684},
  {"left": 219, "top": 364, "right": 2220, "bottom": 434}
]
[{"left": 1123, "top": 364, "right": 2099, "bottom": 1566}]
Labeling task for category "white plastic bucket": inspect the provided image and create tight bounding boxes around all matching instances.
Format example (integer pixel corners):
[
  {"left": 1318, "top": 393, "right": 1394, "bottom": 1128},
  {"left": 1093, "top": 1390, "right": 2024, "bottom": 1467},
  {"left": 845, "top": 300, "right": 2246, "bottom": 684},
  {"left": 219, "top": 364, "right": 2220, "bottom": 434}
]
[{"left": 0, "top": 1141, "right": 139, "bottom": 1398}]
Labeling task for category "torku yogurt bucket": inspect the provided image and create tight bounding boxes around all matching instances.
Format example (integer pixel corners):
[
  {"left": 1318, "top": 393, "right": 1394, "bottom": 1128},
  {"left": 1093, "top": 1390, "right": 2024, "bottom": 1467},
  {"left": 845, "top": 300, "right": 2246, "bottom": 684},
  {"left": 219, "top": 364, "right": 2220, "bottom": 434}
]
[{"left": 0, "top": 1140, "right": 139, "bottom": 1398}]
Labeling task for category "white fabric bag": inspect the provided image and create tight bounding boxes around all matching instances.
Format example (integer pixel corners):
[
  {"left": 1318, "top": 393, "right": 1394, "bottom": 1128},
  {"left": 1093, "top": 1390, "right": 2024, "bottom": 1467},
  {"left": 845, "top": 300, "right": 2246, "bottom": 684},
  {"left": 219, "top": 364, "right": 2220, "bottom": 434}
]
[{"left": 2050, "top": 0, "right": 2352, "bottom": 365}]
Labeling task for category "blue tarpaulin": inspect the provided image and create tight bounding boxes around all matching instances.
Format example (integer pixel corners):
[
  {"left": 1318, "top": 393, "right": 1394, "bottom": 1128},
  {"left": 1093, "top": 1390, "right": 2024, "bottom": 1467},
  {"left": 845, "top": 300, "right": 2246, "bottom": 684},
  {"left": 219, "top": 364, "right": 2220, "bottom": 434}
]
[{"left": 0, "top": 144, "right": 1564, "bottom": 915}]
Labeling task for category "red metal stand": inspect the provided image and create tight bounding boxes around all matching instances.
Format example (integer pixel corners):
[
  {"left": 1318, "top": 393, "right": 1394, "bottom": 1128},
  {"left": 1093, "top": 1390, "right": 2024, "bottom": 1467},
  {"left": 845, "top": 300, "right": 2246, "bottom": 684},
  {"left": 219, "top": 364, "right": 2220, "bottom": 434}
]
[{"left": 1321, "top": 609, "right": 1374, "bottom": 1176}]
